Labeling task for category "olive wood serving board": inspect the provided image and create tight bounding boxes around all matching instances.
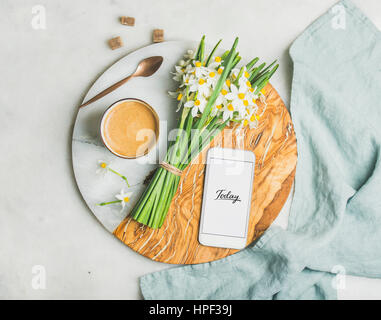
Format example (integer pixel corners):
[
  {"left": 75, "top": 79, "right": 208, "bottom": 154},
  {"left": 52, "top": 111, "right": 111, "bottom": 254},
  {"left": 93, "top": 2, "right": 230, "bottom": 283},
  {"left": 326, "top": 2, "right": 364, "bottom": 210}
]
[{"left": 113, "top": 83, "right": 297, "bottom": 264}]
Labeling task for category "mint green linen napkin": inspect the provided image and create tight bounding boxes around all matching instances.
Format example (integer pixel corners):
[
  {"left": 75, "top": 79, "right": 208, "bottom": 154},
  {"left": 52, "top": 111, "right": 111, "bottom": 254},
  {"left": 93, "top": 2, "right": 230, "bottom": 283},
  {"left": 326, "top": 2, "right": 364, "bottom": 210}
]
[{"left": 140, "top": 0, "right": 381, "bottom": 300}]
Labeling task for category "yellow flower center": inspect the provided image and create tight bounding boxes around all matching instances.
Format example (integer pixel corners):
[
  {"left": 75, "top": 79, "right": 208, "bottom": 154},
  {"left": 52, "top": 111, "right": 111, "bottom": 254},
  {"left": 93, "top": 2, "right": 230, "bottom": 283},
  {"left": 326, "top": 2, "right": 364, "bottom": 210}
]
[
  {"left": 246, "top": 108, "right": 250, "bottom": 114},
  {"left": 250, "top": 115, "right": 256, "bottom": 122},
  {"left": 261, "top": 88, "right": 266, "bottom": 95},
  {"left": 244, "top": 71, "right": 250, "bottom": 78},
  {"left": 194, "top": 99, "right": 201, "bottom": 106},
  {"left": 209, "top": 72, "right": 215, "bottom": 78},
  {"left": 252, "top": 98, "right": 257, "bottom": 104},
  {"left": 215, "top": 56, "right": 221, "bottom": 63},
  {"left": 177, "top": 93, "right": 183, "bottom": 101},
  {"left": 256, "top": 115, "right": 261, "bottom": 120},
  {"left": 217, "top": 68, "right": 223, "bottom": 75},
  {"left": 216, "top": 104, "right": 223, "bottom": 109},
  {"left": 249, "top": 87, "right": 254, "bottom": 92},
  {"left": 227, "top": 104, "right": 234, "bottom": 111},
  {"left": 243, "top": 119, "right": 248, "bottom": 126},
  {"left": 238, "top": 93, "right": 245, "bottom": 100},
  {"left": 195, "top": 61, "right": 202, "bottom": 67},
  {"left": 100, "top": 162, "right": 107, "bottom": 168},
  {"left": 185, "top": 79, "right": 189, "bottom": 84},
  {"left": 221, "top": 89, "right": 228, "bottom": 96},
  {"left": 123, "top": 197, "right": 130, "bottom": 202},
  {"left": 246, "top": 81, "right": 251, "bottom": 87},
  {"left": 198, "top": 78, "right": 205, "bottom": 85},
  {"left": 243, "top": 100, "right": 249, "bottom": 106},
  {"left": 225, "top": 79, "right": 231, "bottom": 87}
]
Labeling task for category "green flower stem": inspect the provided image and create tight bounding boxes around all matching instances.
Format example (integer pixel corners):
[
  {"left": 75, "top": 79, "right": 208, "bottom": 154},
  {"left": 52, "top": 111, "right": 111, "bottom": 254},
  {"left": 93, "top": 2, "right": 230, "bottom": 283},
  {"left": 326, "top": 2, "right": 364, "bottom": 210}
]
[
  {"left": 246, "top": 57, "right": 259, "bottom": 70},
  {"left": 205, "top": 39, "right": 222, "bottom": 66},
  {"left": 98, "top": 200, "right": 122, "bottom": 206},
  {"left": 179, "top": 121, "right": 227, "bottom": 171},
  {"left": 255, "top": 60, "right": 277, "bottom": 79},
  {"left": 249, "top": 62, "right": 265, "bottom": 82},
  {"left": 107, "top": 167, "right": 130, "bottom": 187},
  {"left": 131, "top": 168, "right": 164, "bottom": 220}
]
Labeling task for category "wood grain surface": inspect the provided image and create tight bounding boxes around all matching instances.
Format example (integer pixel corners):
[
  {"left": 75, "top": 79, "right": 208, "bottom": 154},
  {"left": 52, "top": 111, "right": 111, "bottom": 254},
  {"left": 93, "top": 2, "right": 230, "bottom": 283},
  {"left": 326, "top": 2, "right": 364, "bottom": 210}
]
[{"left": 113, "top": 83, "right": 297, "bottom": 264}]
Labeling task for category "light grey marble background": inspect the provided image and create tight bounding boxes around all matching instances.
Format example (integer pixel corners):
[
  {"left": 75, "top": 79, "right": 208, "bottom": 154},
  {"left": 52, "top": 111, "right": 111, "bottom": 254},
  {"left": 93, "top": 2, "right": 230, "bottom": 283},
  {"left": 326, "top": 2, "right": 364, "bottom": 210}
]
[{"left": 1, "top": 0, "right": 381, "bottom": 299}]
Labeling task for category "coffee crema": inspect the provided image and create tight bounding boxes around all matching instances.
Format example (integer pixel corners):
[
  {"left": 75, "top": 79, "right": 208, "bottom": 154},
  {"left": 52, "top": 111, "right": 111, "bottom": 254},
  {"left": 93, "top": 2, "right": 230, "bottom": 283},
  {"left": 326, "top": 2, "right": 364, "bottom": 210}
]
[{"left": 101, "top": 99, "right": 159, "bottom": 158}]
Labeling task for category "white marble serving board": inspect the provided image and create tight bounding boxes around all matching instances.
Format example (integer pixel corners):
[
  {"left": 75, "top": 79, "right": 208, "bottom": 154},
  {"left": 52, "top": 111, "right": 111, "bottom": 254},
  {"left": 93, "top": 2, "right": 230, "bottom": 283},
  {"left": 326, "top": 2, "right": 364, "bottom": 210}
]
[{"left": 72, "top": 41, "right": 196, "bottom": 232}]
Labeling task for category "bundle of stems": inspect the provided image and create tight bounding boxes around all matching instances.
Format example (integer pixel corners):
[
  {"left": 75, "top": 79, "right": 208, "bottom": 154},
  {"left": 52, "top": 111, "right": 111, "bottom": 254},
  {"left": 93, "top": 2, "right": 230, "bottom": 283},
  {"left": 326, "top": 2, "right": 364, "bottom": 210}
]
[{"left": 131, "top": 36, "right": 278, "bottom": 229}]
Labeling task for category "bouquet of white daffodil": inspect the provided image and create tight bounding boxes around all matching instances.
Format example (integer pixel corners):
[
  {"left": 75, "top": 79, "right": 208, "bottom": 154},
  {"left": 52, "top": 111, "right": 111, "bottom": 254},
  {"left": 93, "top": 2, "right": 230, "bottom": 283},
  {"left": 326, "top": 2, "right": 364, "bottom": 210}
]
[{"left": 131, "top": 36, "right": 278, "bottom": 229}]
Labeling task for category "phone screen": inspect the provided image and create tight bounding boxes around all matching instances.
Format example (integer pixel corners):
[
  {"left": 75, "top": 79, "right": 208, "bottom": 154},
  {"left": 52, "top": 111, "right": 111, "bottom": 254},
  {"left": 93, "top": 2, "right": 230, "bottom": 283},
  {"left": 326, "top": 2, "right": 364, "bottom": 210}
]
[{"left": 200, "top": 155, "right": 254, "bottom": 238}]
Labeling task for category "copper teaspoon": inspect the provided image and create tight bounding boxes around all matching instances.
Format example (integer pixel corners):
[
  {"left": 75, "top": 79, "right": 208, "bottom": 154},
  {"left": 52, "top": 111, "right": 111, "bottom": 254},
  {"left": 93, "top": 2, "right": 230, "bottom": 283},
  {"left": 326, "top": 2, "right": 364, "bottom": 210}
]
[{"left": 79, "top": 56, "right": 164, "bottom": 108}]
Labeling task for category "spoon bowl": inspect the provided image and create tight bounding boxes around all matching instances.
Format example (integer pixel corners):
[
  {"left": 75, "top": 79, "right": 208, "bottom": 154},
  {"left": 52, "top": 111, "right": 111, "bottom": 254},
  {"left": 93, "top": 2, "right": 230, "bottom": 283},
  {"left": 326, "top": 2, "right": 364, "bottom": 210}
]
[{"left": 135, "top": 56, "right": 164, "bottom": 77}]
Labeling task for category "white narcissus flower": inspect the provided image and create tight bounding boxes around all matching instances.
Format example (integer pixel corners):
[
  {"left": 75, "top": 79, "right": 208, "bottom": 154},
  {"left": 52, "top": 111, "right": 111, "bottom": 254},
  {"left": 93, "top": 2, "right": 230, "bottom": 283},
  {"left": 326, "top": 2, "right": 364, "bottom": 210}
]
[
  {"left": 189, "top": 77, "right": 210, "bottom": 97},
  {"left": 206, "top": 69, "right": 219, "bottom": 88},
  {"left": 211, "top": 81, "right": 231, "bottom": 116},
  {"left": 184, "top": 50, "right": 194, "bottom": 60},
  {"left": 115, "top": 189, "right": 133, "bottom": 212},
  {"left": 96, "top": 160, "right": 130, "bottom": 186},
  {"left": 178, "top": 59, "right": 188, "bottom": 68},
  {"left": 189, "top": 61, "right": 208, "bottom": 78},
  {"left": 182, "top": 72, "right": 194, "bottom": 87},
  {"left": 207, "top": 56, "right": 223, "bottom": 69},
  {"left": 184, "top": 97, "right": 207, "bottom": 117},
  {"left": 96, "top": 160, "right": 110, "bottom": 176},
  {"left": 225, "top": 83, "right": 247, "bottom": 116},
  {"left": 220, "top": 102, "right": 237, "bottom": 122},
  {"left": 213, "top": 89, "right": 228, "bottom": 115},
  {"left": 172, "top": 65, "right": 186, "bottom": 82},
  {"left": 242, "top": 111, "right": 261, "bottom": 129},
  {"left": 238, "top": 74, "right": 253, "bottom": 92},
  {"left": 168, "top": 90, "right": 186, "bottom": 111},
  {"left": 230, "top": 68, "right": 241, "bottom": 81}
]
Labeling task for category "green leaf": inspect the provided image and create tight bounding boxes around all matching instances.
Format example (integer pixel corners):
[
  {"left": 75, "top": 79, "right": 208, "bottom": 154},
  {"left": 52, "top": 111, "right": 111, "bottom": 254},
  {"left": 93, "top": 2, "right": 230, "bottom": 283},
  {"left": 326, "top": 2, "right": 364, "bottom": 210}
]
[
  {"left": 246, "top": 57, "right": 259, "bottom": 70},
  {"left": 249, "top": 62, "right": 266, "bottom": 82},
  {"left": 234, "top": 66, "right": 245, "bottom": 85},
  {"left": 221, "top": 50, "right": 230, "bottom": 60},
  {"left": 253, "top": 60, "right": 277, "bottom": 82},
  {"left": 254, "top": 75, "right": 269, "bottom": 94},
  {"left": 195, "top": 35, "right": 205, "bottom": 62},
  {"left": 205, "top": 39, "right": 222, "bottom": 67},
  {"left": 267, "top": 64, "right": 279, "bottom": 79},
  {"left": 260, "top": 60, "right": 277, "bottom": 75}
]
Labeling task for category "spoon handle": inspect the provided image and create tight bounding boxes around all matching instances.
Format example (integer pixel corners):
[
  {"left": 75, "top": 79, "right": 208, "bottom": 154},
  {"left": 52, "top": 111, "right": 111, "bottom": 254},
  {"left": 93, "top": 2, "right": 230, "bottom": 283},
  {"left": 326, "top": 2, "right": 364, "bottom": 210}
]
[{"left": 79, "top": 74, "right": 134, "bottom": 108}]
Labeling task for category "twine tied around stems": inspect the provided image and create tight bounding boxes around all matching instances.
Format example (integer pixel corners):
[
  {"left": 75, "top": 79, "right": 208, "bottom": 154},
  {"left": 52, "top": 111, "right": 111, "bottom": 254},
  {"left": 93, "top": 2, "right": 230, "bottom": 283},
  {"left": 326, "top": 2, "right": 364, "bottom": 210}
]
[{"left": 160, "top": 162, "right": 183, "bottom": 177}]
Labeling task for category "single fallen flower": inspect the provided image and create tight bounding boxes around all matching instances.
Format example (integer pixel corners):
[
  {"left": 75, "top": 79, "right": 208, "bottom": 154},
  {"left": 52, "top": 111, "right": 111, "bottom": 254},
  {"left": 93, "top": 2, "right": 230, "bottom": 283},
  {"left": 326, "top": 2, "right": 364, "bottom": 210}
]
[
  {"left": 96, "top": 160, "right": 130, "bottom": 187},
  {"left": 97, "top": 189, "right": 133, "bottom": 213}
]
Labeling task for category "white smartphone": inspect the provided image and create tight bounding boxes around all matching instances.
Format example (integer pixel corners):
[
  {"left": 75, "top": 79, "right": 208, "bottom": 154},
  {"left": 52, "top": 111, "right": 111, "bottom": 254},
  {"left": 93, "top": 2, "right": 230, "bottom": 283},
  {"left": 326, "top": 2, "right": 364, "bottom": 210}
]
[{"left": 198, "top": 147, "right": 255, "bottom": 249}]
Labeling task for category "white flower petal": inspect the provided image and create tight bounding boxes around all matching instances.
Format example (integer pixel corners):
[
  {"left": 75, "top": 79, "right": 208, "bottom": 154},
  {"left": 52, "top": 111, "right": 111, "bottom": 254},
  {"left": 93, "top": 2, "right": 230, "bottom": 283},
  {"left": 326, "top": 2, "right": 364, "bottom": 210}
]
[
  {"left": 225, "top": 93, "right": 235, "bottom": 100},
  {"left": 184, "top": 101, "right": 193, "bottom": 108},
  {"left": 192, "top": 106, "right": 199, "bottom": 117},
  {"left": 230, "top": 84, "right": 238, "bottom": 93}
]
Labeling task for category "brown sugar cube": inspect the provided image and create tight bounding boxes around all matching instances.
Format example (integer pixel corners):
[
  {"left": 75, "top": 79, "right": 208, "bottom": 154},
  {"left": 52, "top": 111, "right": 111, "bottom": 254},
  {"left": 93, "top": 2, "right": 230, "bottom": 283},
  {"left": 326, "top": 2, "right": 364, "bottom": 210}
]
[
  {"left": 153, "top": 29, "right": 164, "bottom": 43},
  {"left": 108, "top": 36, "right": 123, "bottom": 50},
  {"left": 120, "top": 16, "right": 135, "bottom": 26}
]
